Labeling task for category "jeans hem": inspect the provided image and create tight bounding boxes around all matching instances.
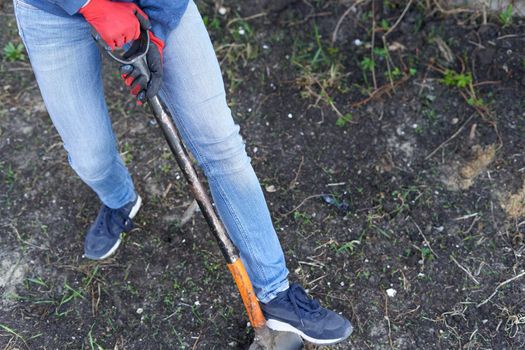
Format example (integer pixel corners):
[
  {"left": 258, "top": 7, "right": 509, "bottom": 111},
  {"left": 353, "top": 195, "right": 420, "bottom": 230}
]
[{"left": 257, "top": 279, "right": 290, "bottom": 304}]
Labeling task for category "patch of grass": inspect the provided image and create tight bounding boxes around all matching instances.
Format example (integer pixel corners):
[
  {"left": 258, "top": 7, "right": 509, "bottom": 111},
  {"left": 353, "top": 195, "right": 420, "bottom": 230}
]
[
  {"left": 121, "top": 142, "right": 133, "bottom": 165},
  {"left": 3, "top": 42, "right": 26, "bottom": 62},
  {"left": 1, "top": 163, "right": 16, "bottom": 186},
  {"left": 499, "top": 4, "right": 513, "bottom": 27},
  {"left": 440, "top": 68, "right": 488, "bottom": 111},
  {"left": 292, "top": 23, "right": 350, "bottom": 122},
  {"left": 335, "top": 113, "right": 353, "bottom": 127},
  {"left": 333, "top": 240, "right": 361, "bottom": 254},
  {"left": 441, "top": 70, "right": 472, "bottom": 88},
  {"left": 293, "top": 210, "right": 312, "bottom": 225}
]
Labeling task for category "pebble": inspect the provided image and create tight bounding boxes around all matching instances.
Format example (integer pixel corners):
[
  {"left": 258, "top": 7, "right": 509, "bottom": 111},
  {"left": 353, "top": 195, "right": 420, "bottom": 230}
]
[
  {"left": 265, "top": 185, "right": 276, "bottom": 192},
  {"left": 136, "top": 308, "right": 143, "bottom": 314},
  {"left": 386, "top": 288, "right": 397, "bottom": 298},
  {"left": 218, "top": 6, "right": 227, "bottom": 15}
]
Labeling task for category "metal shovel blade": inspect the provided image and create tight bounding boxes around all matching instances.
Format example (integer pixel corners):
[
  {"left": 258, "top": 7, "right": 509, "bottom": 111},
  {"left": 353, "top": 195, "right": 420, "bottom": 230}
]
[{"left": 249, "top": 326, "right": 303, "bottom": 350}]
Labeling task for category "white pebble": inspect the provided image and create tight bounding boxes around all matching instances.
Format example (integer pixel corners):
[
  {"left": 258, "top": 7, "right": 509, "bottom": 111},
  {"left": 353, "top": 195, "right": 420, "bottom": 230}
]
[
  {"left": 136, "top": 308, "right": 143, "bottom": 314},
  {"left": 386, "top": 288, "right": 397, "bottom": 298},
  {"left": 218, "top": 7, "right": 227, "bottom": 15}
]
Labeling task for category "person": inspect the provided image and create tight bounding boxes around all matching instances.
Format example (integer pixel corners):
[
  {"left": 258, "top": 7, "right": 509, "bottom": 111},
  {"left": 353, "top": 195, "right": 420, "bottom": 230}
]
[{"left": 12, "top": 0, "right": 353, "bottom": 345}]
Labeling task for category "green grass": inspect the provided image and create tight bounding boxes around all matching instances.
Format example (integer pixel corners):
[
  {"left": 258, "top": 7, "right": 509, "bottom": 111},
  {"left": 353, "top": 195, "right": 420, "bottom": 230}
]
[
  {"left": 499, "top": 4, "right": 513, "bottom": 27},
  {"left": 3, "top": 42, "right": 26, "bottom": 62}
]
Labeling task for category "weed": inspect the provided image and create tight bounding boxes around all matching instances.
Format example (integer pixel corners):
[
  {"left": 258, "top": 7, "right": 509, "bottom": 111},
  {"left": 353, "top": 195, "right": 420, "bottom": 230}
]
[
  {"left": 334, "top": 240, "right": 361, "bottom": 254},
  {"left": 380, "top": 19, "right": 390, "bottom": 31},
  {"left": 160, "top": 162, "right": 171, "bottom": 174},
  {"left": 121, "top": 142, "right": 133, "bottom": 165},
  {"left": 360, "top": 57, "right": 375, "bottom": 72},
  {"left": 499, "top": 4, "right": 513, "bottom": 27},
  {"left": 3, "top": 42, "right": 25, "bottom": 62},
  {"left": 293, "top": 211, "right": 312, "bottom": 225},
  {"left": 441, "top": 70, "right": 472, "bottom": 88},
  {"left": 2, "top": 164, "right": 16, "bottom": 185},
  {"left": 336, "top": 113, "right": 353, "bottom": 127},
  {"left": 292, "top": 24, "right": 350, "bottom": 121},
  {"left": 55, "top": 282, "right": 85, "bottom": 317},
  {"left": 421, "top": 246, "right": 434, "bottom": 262}
]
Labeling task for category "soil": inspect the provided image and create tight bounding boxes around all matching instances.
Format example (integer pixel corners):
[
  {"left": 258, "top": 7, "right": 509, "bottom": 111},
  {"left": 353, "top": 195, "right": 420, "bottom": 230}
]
[{"left": 1, "top": 1, "right": 525, "bottom": 349}]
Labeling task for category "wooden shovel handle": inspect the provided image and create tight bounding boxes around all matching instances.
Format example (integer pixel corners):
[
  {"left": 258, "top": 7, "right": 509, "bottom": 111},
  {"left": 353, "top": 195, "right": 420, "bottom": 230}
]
[{"left": 227, "top": 258, "right": 266, "bottom": 329}]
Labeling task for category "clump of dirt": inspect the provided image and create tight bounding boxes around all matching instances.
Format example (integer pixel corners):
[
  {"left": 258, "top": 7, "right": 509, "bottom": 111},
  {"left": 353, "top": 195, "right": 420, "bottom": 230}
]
[
  {"left": 441, "top": 144, "right": 496, "bottom": 191},
  {"left": 0, "top": 250, "right": 27, "bottom": 309},
  {"left": 501, "top": 179, "right": 525, "bottom": 219}
]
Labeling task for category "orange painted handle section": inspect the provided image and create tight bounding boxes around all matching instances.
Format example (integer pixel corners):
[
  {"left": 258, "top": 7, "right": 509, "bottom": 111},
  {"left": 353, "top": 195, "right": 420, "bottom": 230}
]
[{"left": 227, "top": 259, "right": 266, "bottom": 329}]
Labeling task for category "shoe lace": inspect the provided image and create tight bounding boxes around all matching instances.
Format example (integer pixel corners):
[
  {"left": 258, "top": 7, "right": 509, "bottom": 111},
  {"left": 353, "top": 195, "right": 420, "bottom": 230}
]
[
  {"left": 287, "top": 283, "right": 323, "bottom": 326},
  {"left": 97, "top": 205, "right": 133, "bottom": 236}
]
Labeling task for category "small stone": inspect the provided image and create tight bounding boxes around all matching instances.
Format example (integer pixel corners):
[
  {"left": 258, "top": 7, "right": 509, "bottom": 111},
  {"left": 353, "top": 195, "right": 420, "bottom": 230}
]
[
  {"left": 136, "top": 308, "right": 143, "bottom": 314},
  {"left": 218, "top": 7, "right": 227, "bottom": 15},
  {"left": 386, "top": 288, "right": 397, "bottom": 298},
  {"left": 451, "top": 118, "right": 459, "bottom": 125},
  {"left": 266, "top": 185, "right": 277, "bottom": 193}
]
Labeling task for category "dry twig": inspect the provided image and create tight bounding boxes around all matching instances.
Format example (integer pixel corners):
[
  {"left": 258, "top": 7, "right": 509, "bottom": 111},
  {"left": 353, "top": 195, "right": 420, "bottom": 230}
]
[{"left": 477, "top": 271, "right": 525, "bottom": 307}]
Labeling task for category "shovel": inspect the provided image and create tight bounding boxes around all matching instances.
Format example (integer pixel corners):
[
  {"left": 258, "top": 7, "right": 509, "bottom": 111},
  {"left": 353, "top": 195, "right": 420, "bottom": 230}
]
[{"left": 92, "top": 28, "right": 304, "bottom": 350}]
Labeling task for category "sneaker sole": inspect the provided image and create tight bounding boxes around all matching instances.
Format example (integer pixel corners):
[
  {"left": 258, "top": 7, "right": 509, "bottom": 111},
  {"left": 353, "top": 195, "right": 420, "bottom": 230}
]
[
  {"left": 266, "top": 318, "right": 353, "bottom": 345},
  {"left": 88, "top": 196, "right": 142, "bottom": 261}
]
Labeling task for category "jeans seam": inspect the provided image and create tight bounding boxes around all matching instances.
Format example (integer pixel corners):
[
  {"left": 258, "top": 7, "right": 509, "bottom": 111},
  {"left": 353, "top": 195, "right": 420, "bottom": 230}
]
[{"left": 13, "top": 3, "right": 32, "bottom": 59}]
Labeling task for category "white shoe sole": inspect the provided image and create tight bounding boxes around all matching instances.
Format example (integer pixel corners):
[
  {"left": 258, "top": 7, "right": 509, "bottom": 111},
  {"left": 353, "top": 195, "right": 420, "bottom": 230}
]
[
  {"left": 266, "top": 318, "right": 352, "bottom": 345},
  {"left": 91, "top": 195, "right": 142, "bottom": 261}
]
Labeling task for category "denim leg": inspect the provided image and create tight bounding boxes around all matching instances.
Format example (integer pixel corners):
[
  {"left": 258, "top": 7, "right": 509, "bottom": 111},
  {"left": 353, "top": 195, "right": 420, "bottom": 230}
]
[
  {"left": 158, "top": 1, "right": 289, "bottom": 302},
  {"left": 13, "top": 0, "right": 136, "bottom": 209}
]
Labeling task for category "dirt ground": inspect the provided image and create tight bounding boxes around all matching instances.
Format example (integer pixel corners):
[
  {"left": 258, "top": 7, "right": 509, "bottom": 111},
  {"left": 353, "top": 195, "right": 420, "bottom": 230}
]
[{"left": 1, "top": 0, "right": 525, "bottom": 349}]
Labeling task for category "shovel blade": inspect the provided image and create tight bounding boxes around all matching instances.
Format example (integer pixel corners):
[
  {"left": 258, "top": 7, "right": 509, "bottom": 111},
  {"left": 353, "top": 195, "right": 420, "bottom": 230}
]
[{"left": 249, "top": 326, "right": 303, "bottom": 350}]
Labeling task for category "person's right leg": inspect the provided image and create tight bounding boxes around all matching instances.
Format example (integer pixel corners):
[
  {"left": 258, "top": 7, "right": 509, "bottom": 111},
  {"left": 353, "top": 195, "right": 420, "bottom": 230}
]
[{"left": 13, "top": 0, "right": 140, "bottom": 259}]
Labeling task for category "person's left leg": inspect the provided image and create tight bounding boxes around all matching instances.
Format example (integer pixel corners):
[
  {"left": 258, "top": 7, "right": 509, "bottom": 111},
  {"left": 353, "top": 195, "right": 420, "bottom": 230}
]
[
  {"left": 154, "top": 1, "right": 352, "bottom": 345},
  {"left": 156, "top": 1, "right": 289, "bottom": 304}
]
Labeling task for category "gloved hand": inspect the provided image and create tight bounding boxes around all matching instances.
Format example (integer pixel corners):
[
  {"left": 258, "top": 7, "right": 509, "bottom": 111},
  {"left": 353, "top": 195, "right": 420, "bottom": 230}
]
[
  {"left": 79, "top": 0, "right": 149, "bottom": 50},
  {"left": 120, "top": 31, "right": 165, "bottom": 103}
]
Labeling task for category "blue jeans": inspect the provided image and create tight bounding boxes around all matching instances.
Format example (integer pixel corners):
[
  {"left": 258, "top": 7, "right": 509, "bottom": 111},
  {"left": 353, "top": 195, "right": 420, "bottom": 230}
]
[{"left": 13, "top": 0, "right": 289, "bottom": 303}]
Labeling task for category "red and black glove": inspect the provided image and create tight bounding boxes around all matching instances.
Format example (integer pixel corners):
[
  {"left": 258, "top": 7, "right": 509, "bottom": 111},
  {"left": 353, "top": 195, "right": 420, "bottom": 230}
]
[
  {"left": 79, "top": 0, "right": 149, "bottom": 50},
  {"left": 120, "top": 31, "right": 164, "bottom": 103}
]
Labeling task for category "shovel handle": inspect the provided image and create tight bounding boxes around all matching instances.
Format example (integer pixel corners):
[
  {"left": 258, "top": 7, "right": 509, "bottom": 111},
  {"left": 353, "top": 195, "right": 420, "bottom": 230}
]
[
  {"left": 148, "top": 97, "right": 267, "bottom": 328},
  {"left": 227, "top": 259, "right": 266, "bottom": 329}
]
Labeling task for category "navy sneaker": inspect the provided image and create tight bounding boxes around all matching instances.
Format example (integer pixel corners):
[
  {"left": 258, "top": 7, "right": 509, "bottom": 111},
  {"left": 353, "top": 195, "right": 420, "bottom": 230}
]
[
  {"left": 260, "top": 283, "right": 353, "bottom": 345},
  {"left": 84, "top": 195, "right": 142, "bottom": 260}
]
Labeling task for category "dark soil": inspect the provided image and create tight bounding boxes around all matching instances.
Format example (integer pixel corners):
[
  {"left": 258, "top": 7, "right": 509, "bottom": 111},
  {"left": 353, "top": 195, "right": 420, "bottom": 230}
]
[{"left": 1, "top": 1, "right": 525, "bottom": 349}]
